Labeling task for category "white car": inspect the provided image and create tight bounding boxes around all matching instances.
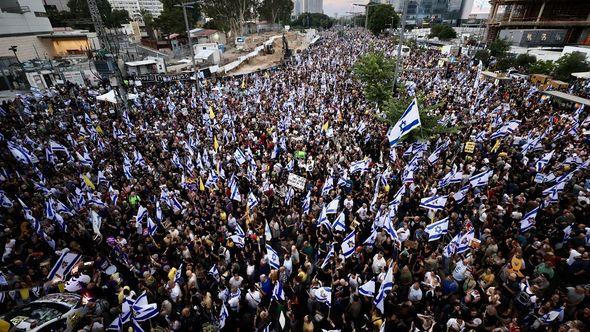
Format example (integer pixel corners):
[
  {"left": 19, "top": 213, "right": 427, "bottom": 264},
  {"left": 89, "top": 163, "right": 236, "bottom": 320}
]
[{"left": 0, "top": 293, "right": 87, "bottom": 331}]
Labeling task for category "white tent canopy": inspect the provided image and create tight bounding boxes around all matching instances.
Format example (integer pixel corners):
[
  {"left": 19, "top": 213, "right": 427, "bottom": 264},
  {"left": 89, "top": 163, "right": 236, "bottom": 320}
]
[
  {"left": 572, "top": 71, "right": 590, "bottom": 79},
  {"left": 96, "top": 90, "right": 138, "bottom": 104}
]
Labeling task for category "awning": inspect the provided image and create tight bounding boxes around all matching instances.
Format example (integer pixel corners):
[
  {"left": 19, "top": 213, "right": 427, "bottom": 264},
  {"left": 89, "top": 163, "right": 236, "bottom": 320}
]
[
  {"left": 571, "top": 71, "right": 590, "bottom": 79},
  {"left": 543, "top": 90, "right": 590, "bottom": 106},
  {"left": 96, "top": 90, "right": 138, "bottom": 104},
  {"left": 482, "top": 71, "right": 512, "bottom": 80},
  {"left": 195, "top": 49, "right": 215, "bottom": 60}
]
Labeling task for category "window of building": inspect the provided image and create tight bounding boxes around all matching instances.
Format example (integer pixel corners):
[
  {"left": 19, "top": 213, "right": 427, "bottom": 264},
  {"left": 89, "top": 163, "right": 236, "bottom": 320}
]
[{"left": 35, "top": 11, "right": 48, "bottom": 17}]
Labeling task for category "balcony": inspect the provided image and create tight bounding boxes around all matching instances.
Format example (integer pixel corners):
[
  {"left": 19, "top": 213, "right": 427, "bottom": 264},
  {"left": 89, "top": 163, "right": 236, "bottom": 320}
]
[{"left": 1, "top": 5, "right": 31, "bottom": 14}]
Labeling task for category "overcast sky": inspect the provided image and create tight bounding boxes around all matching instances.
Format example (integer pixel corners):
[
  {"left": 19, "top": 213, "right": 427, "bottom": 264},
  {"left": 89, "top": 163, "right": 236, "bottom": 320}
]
[{"left": 324, "top": 0, "right": 369, "bottom": 17}]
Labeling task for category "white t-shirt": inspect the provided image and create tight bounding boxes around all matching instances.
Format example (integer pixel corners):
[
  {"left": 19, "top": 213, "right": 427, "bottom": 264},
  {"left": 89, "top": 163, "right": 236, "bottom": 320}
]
[
  {"left": 246, "top": 290, "right": 261, "bottom": 309},
  {"left": 372, "top": 255, "right": 386, "bottom": 274}
]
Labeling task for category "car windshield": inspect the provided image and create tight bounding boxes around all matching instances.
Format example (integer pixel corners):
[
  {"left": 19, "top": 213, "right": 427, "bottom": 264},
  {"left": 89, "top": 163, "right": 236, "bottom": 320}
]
[{"left": 2, "top": 302, "right": 69, "bottom": 326}]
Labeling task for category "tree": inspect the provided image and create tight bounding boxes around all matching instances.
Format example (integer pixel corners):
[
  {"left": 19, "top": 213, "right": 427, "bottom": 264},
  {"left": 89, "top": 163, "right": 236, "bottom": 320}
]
[
  {"left": 201, "top": 0, "right": 257, "bottom": 37},
  {"left": 515, "top": 53, "right": 536, "bottom": 69},
  {"left": 381, "top": 93, "right": 458, "bottom": 142},
  {"left": 488, "top": 38, "right": 510, "bottom": 58},
  {"left": 429, "top": 24, "right": 456, "bottom": 40},
  {"left": 291, "top": 13, "right": 334, "bottom": 29},
  {"left": 353, "top": 51, "right": 396, "bottom": 105},
  {"left": 495, "top": 55, "right": 515, "bottom": 71},
  {"left": 553, "top": 52, "right": 590, "bottom": 81},
  {"left": 474, "top": 50, "right": 490, "bottom": 66},
  {"left": 66, "top": 0, "right": 129, "bottom": 29},
  {"left": 528, "top": 60, "right": 555, "bottom": 75},
  {"left": 155, "top": 0, "right": 201, "bottom": 36},
  {"left": 257, "top": 0, "right": 293, "bottom": 24},
  {"left": 367, "top": 4, "right": 398, "bottom": 35}
]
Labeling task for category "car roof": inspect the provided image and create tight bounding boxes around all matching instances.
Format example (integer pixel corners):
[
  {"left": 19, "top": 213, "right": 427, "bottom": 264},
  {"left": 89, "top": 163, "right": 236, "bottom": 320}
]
[{"left": 34, "top": 293, "right": 81, "bottom": 308}]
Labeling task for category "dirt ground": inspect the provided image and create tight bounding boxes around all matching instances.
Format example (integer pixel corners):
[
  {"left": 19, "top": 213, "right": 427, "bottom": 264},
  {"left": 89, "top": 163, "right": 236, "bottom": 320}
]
[{"left": 223, "top": 31, "right": 309, "bottom": 76}]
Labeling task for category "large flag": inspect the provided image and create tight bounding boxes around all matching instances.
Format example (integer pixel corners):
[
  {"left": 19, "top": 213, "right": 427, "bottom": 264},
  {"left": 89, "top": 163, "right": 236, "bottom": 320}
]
[
  {"left": 47, "top": 250, "right": 81, "bottom": 280},
  {"left": 457, "top": 230, "right": 475, "bottom": 254},
  {"left": 272, "top": 281, "right": 285, "bottom": 301},
  {"left": 7, "top": 141, "right": 38, "bottom": 165},
  {"left": 321, "top": 244, "right": 334, "bottom": 269},
  {"left": 147, "top": 217, "right": 157, "bottom": 236},
  {"left": 314, "top": 287, "right": 332, "bottom": 306},
  {"left": 469, "top": 169, "right": 493, "bottom": 188},
  {"left": 248, "top": 191, "right": 259, "bottom": 210},
  {"left": 321, "top": 177, "right": 334, "bottom": 196},
  {"left": 374, "top": 262, "right": 394, "bottom": 313},
  {"left": 387, "top": 98, "right": 421, "bottom": 147},
  {"left": 425, "top": 217, "right": 449, "bottom": 241},
  {"left": 266, "top": 244, "right": 281, "bottom": 269},
  {"left": 265, "top": 221, "right": 272, "bottom": 241},
  {"left": 326, "top": 196, "right": 339, "bottom": 214},
  {"left": 535, "top": 150, "right": 555, "bottom": 172},
  {"left": 219, "top": 303, "right": 229, "bottom": 329},
  {"left": 341, "top": 231, "right": 356, "bottom": 259},
  {"left": 419, "top": 195, "right": 448, "bottom": 210},
  {"left": 453, "top": 185, "right": 470, "bottom": 204},
  {"left": 332, "top": 212, "right": 346, "bottom": 232}
]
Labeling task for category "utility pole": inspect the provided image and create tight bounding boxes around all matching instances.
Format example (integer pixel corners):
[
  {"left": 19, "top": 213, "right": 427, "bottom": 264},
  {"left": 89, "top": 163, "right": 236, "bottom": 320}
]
[
  {"left": 353, "top": 3, "right": 376, "bottom": 31},
  {"left": 393, "top": 0, "right": 408, "bottom": 93},
  {"left": 175, "top": 2, "right": 200, "bottom": 92}
]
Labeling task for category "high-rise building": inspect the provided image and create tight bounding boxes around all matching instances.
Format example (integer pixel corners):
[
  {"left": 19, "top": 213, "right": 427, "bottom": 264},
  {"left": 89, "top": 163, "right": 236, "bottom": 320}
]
[
  {"left": 108, "top": 0, "right": 163, "bottom": 20},
  {"left": 0, "top": 0, "right": 53, "bottom": 60},
  {"left": 42, "top": 0, "right": 68, "bottom": 11},
  {"left": 297, "top": 0, "right": 323, "bottom": 15}
]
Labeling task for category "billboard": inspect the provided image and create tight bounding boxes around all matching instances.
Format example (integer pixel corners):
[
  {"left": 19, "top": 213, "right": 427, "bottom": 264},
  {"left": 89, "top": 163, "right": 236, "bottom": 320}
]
[{"left": 471, "top": 0, "right": 491, "bottom": 14}]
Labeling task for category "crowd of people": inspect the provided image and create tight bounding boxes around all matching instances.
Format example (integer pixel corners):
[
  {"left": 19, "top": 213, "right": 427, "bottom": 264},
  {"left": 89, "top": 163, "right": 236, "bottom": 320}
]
[{"left": 1, "top": 28, "right": 590, "bottom": 332}]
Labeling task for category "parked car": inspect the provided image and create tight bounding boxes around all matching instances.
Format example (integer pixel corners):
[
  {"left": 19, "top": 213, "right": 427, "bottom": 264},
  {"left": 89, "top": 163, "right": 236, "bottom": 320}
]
[{"left": 0, "top": 293, "right": 87, "bottom": 331}]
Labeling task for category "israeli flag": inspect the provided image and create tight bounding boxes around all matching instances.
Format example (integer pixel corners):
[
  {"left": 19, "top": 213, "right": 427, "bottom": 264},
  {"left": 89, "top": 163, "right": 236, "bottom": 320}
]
[
  {"left": 123, "top": 156, "right": 133, "bottom": 179},
  {"left": 425, "top": 217, "right": 449, "bottom": 241},
  {"left": 284, "top": 187, "right": 295, "bottom": 206},
  {"left": 341, "top": 231, "right": 356, "bottom": 259},
  {"left": 469, "top": 169, "right": 493, "bottom": 188},
  {"left": 229, "top": 235, "right": 245, "bottom": 247},
  {"left": 317, "top": 206, "right": 330, "bottom": 229},
  {"left": 453, "top": 185, "right": 470, "bottom": 204},
  {"left": 332, "top": 212, "right": 346, "bottom": 232},
  {"left": 322, "top": 177, "right": 334, "bottom": 196},
  {"left": 358, "top": 280, "right": 375, "bottom": 297},
  {"left": 265, "top": 221, "right": 272, "bottom": 241},
  {"left": 230, "top": 181, "right": 242, "bottom": 202},
  {"left": 219, "top": 303, "right": 229, "bottom": 329},
  {"left": 349, "top": 159, "right": 370, "bottom": 174},
  {"left": 419, "top": 195, "right": 448, "bottom": 210},
  {"left": 457, "top": 230, "right": 475, "bottom": 254},
  {"left": 302, "top": 190, "right": 311, "bottom": 214},
  {"left": 490, "top": 120, "right": 521, "bottom": 139},
  {"left": 136, "top": 205, "right": 148, "bottom": 223},
  {"left": 7, "top": 141, "right": 38, "bottom": 165},
  {"left": 326, "top": 196, "right": 339, "bottom": 214},
  {"left": 535, "top": 150, "right": 555, "bottom": 172},
  {"left": 321, "top": 243, "right": 335, "bottom": 269},
  {"left": 266, "top": 244, "right": 281, "bottom": 269},
  {"left": 47, "top": 249, "right": 82, "bottom": 280},
  {"left": 383, "top": 216, "right": 398, "bottom": 241},
  {"left": 234, "top": 148, "right": 247, "bottom": 165},
  {"left": 387, "top": 98, "right": 421, "bottom": 147},
  {"left": 248, "top": 191, "right": 259, "bottom": 210},
  {"left": 363, "top": 229, "right": 379, "bottom": 246},
  {"left": 374, "top": 263, "right": 394, "bottom": 313},
  {"left": 208, "top": 265, "right": 220, "bottom": 281},
  {"left": 520, "top": 207, "right": 539, "bottom": 233},
  {"left": 272, "top": 281, "right": 285, "bottom": 301},
  {"left": 314, "top": 287, "right": 332, "bottom": 306},
  {"left": 540, "top": 306, "right": 565, "bottom": 325},
  {"left": 0, "top": 190, "right": 13, "bottom": 208},
  {"left": 147, "top": 217, "right": 157, "bottom": 236}
]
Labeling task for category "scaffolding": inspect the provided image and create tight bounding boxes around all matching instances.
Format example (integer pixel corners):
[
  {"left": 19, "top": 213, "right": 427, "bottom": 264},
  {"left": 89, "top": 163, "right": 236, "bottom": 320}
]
[{"left": 486, "top": 0, "right": 590, "bottom": 44}]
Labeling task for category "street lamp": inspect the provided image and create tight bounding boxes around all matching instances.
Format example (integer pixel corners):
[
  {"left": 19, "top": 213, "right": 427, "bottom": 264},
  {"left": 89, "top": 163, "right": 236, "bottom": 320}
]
[
  {"left": 174, "top": 1, "right": 200, "bottom": 91},
  {"left": 353, "top": 2, "right": 377, "bottom": 30},
  {"left": 9, "top": 45, "right": 19, "bottom": 63}
]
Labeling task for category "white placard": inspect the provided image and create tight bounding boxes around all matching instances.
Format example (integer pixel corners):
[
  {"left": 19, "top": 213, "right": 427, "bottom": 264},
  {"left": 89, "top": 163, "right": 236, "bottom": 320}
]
[{"left": 287, "top": 173, "right": 306, "bottom": 190}]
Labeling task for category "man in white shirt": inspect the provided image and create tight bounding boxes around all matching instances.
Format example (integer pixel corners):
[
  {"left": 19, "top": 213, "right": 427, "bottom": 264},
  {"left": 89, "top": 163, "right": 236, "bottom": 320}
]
[
  {"left": 357, "top": 203, "right": 368, "bottom": 221},
  {"left": 344, "top": 195, "right": 354, "bottom": 210},
  {"left": 372, "top": 252, "right": 387, "bottom": 274}
]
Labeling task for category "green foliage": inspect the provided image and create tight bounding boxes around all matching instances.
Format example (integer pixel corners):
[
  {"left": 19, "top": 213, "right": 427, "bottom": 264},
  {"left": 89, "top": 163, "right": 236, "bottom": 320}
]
[
  {"left": 353, "top": 51, "right": 396, "bottom": 105},
  {"left": 291, "top": 13, "right": 334, "bottom": 29},
  {"left": 495, "top": 55, "right": 515, "bottom": 71},
  {"left": 203, "top": 19, "right": 229, "bottom": 32},
  {"left": 528, "top": 60, "right": 555, "bottom": 75},
  {"left": 488, "top": 38, "right": 510, "bottom": 58},
  {"left": 65, "top": 0, "right": 130, "bottom": 29},
  {"left": 155, "top": 0, "right": 201, "bottom": 36},
  {"left": 257, "top": 0, "right": 293, "bottom": 24},
  {"left": 381, "top": 94, "right": 458, "bottom": 142},
  {"left": 201, "top": 0, "right": 258, "bottom": 36},
  {"left": 553, "top": 52, "right": 590, "bottom": 81},
  {"left": 353, "top": 15, "right": 365, "bottom": 28},
  {"left": 515, "top": 53, "right": 536, "bottom": 69},
  {"left": 474, "top": 50, "right": 491, "bottom": 65},
  {"left": 429, "top": 24, "right": 456, "bottom": 40},
  {"left": 367, "top": 4, "right": 398, "bottom": 35}
]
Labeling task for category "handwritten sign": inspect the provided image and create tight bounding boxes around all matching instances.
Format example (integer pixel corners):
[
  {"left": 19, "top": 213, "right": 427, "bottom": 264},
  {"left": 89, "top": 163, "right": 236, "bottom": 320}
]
[{"left": 287, "top": 173, "right": 306, "bottom": 190}]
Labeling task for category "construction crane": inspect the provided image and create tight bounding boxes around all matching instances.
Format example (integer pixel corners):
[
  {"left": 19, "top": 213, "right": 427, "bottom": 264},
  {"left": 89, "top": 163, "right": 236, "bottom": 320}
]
[{"left": 86, "top": 0, "right": 128, "bottom": 112}]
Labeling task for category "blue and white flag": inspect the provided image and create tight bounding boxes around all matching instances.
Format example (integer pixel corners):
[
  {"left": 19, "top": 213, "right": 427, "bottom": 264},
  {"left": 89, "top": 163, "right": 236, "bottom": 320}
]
[
  {"left": 7, "top": 141, "right": 38, "bottom": 165},
  {"left": 266, "top": 244, "right": 281, "bottom": 269},
  {"left": 136, "top": 205, "right": 148, "bottom": 223},
  {"left": 208, "top": 265, "right": 220, "bottom": 281},
  {"left": 540, "top": 306, "right": 565, "bottom": 325},
  {"left": 0, "top": 190, "right": 13, "bottom": 208},
  {"left": 453, "top": 185, "right": 470, "bottom": 204},
  {"left": 358, "top": 280, "right": 375, "bottom": 297},
  {"left": 469, "top": 169, "right": 493, "bottom": 188},
  {"left": 248, "top": 191, "right": 259, "bottom": 210},
  {"left": 302, "top": 190, "right": 311, "bottom": 214},
  {"left": 457, "top": 230, "right": 475, "bottom": 254},
  {"left": 425, "top": 217, "right": 449, "bottom": 241},
  {"left": 387, "top": 98, "right": 421, "bottom": 147},
  {"left": 265, "top": 221, "right": 272, "bottom": 241},
  {"left": 349, "top": 159, "right": 370, "bottom": 174},
  {"left": 230, "top": 180, "right": 242, "bottom": 202},
  {"left": 383, "top": 216, "right": 398, "bottom": 241},
  {"left": 419, "top": 195, "right": 448, "bottom": 210},
  {"left": 332, "top": 212, "right": 346, "bottom": 232},
  {"left": 326, "top": 196, "right": 339, "bottom": 214},
  {"left": 535, "top": 150, "right": 555, "bottom": 172},
  {"left": 284, "top": 187, "right": 294, "bottom": 206},
  {"left": 322, "top": 176, "right": 334, "bottom": 196},
  {"left": 234, "top": 148, "right": 247, "bottom": 165},
  {"left": 317, "top": 206, "right": 330, "bottom": 229},
  {"left": 520, "top": 207, "right": 539, "bottom": 233},
  {"left": 219, "top": 303, "right": 229, "bottom": 329},
  {"left": 341, "top": 231, "right": 356, "bottom": 259},
  {"left": 272, "top": 281, "right": 285, "bottom": 301},
  {"left": 147, "top": 217, "right": 157, "bottom": 236},
  {"left": 321, "top": 243, "right": 334, "bottom": 269},
  {"left": 314, "top": 287, "right": 332, "bottom": 306},
  {"left": 47, "top": 249, "right": 82, "bottom": 280},
  {"left": 374, "top": 262, "right": 394, "bottom": 313},
  {"left": 490, "top": 120, "right": 521, "bottom": 139}
]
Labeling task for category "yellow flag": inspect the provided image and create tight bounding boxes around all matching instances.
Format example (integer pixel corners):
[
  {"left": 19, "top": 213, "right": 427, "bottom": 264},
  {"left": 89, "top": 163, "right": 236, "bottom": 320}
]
[
  {"left": 96, "top": 125, "right": 103, "bottom": 135},
  {"left": 19, "top": 288, "right": 30, "bottom": 300},
  {"left": 209, "top": 106, "right": 215, "bottom": 120},
  {"left": 245, "top": 204, "right": 251, "bottom": 226},
  {"left": 82, "top": 174, "right": 95, "bottom": 190},
  {"left": 199, "top": 177, "right": 205, "bottom": 191},
  {"left": 338, "top": 111, "right": 343, "bottom": 123},
  {"left": 168, "top": 267, "right": 177, "bottom": 281},
  {"left": 57, "top": 282, "right": 65, "bottom": 293},
  {"left": 213, "top": 136, "right": 219, "bottom": 151},
  {"left": 321, "top": 121, "right": 329, "bottom": 132},
  {"left": 241, "top": 79, "right": 246, "bottom": 89},
  {"left": 490, "top": 140, "right": 501, "bottom": 153}
]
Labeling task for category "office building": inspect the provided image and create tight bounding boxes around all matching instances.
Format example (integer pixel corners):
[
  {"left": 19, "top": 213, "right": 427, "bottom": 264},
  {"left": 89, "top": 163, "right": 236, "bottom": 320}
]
[{"left": 108, "top": 0, "right": 164, "bottom": 20}]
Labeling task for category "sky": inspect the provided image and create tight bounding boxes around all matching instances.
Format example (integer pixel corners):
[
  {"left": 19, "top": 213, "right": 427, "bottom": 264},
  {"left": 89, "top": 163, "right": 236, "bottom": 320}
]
[{"left": 324, "top": 0, "right": 369, "bottom": 17}]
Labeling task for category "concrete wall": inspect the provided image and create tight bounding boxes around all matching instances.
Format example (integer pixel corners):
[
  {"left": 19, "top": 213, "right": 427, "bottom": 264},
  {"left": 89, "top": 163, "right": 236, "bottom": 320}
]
[
  {"left": 0, "top": 35, "right": 54, "bottom": 61},
  {"left": 0, "top": 0, "right": 52, "bottom": 36}
]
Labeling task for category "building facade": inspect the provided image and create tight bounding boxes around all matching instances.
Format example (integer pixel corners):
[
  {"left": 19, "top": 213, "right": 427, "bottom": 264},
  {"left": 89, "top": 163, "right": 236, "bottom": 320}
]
[
  {"left": 42, "top": 0, "right": 69, "bottom": 11},
  {"left": 108, "top": 0, "right": 163, "bottom": 20},
  {"left": 486, "top": 0, "right": 590, "bottom": 45},
  {"left": 295, "top": 0, "right": 323, "bottom": 15}
]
